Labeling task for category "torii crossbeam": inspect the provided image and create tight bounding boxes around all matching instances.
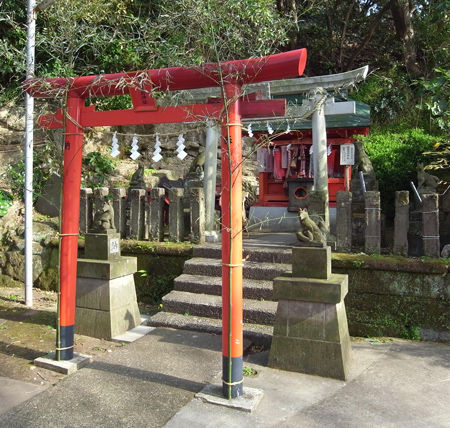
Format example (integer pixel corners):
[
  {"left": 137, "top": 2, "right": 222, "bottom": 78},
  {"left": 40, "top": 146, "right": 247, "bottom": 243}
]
[{"left": 25, "top": 48, "right": 307, "bottom": 398}]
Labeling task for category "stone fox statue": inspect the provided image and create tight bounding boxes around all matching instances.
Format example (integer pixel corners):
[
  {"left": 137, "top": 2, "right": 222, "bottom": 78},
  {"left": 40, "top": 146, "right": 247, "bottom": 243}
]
[
  {"left": 93, "top": 199, "right": 115, "bottom": 232},
  {"left": 417, "top": 163, "right": 439, "bottom": 192},
  {"left": 296, "top": 208, "right": 326, "bottom": 245}
]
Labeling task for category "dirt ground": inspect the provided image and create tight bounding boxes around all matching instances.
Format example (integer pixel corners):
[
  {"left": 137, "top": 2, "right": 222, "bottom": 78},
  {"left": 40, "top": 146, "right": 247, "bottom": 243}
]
[{"left": 0, "top": 286, "right": 152, "bottom": 388}]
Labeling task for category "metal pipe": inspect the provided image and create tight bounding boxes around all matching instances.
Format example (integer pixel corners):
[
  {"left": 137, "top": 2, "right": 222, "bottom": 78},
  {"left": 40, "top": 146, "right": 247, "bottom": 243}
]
[
  {"left": 311, "top": 94, "right": 329, "bottom": 228},
  {"left": 359, "top": 171, "right": 367, "bottom": 194},
  {"left": 204, "top": 121, "right": 219, "bottom": 241},
  {"left": 24, "top": 0, "right": 37, "bottom": 307},
  {"left": 410, "top": 181, "right": 423, "bottom": 204}
]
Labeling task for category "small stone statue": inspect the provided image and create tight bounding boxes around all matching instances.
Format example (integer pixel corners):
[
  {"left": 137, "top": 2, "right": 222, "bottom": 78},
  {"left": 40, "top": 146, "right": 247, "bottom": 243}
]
[
  {"left": 296, "top": 208, "right": 326, "bottom": 246},
  {"left": 417, "top": 163, "right": 439, "bottom": 193},
  {"left": 188, "top": 148, "right": 206, "bottom": 176},
  {"left": 129, "top": 164, "right": 146, "bottom": 190},
  {"left": 353, "top": 140, "right": 375, "bottom": 177},
  {"left": 92, "top": 198, "right": 115, "bottom": 232},
  {"left": 441, "top": 244, "right": 450, "bottom": 258}
]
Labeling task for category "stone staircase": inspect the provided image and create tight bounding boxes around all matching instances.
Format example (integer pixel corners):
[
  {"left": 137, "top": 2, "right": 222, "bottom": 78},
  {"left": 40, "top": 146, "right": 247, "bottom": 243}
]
[{"left": 148, "top": 242, "right": 293, "bottom": 346}]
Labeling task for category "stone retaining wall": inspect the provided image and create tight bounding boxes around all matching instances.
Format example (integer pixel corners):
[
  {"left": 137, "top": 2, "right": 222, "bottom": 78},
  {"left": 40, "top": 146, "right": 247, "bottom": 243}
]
[
  {"left": 1, "top": 238, "right": 447, "bottom": 341},
  {"left": 332, "top": 254, "right": 449, "bottom": 342}
]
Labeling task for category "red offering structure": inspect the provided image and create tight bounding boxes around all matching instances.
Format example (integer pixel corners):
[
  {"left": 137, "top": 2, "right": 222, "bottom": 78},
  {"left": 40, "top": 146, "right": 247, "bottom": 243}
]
[
  {"left": 25, "top": 48, "right": 307, "bottom": 398},
  {"left": 253, "top": 126, "right": 369, "bottom": 210}
]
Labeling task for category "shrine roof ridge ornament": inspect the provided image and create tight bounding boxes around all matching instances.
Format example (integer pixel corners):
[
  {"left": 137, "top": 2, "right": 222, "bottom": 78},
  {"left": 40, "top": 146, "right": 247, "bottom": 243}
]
[{"left": 24, "top": 49, "right": 307, "bottom": 99}]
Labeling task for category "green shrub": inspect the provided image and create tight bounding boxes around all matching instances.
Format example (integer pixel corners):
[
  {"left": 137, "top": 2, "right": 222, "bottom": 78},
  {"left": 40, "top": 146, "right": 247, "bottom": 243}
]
[
  {"left": 82, "top": 152, "right": 116, "bottom": 188},
  {"left": 7, "top": 151, "right": 51, "bottom": 201},
  {"left": 361, "top": 129, "right": 439, "bottom": 215},
  {"left": 0, "top": 190, "right": 13, "bottom": 217}
]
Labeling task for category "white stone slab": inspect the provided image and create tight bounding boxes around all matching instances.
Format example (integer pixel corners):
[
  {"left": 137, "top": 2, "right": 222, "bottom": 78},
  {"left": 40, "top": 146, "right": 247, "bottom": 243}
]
[
  {"left": 196, "top": 384, "right": 263, "bottom": 413},
  {"left": 34, "top": 352, "right": 92, "bottom": 375},
  {"left": 140, "top": 314, "right": 150, "bottom": 323},
  {"left": 111, "top": 325, "right": 155, "bottom": 343}
]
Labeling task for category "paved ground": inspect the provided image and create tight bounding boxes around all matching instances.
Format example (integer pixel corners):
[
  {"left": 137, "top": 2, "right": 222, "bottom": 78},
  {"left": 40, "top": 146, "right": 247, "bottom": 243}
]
[{"left": 0, "top": 328, "right": 449, "bottom": 428}]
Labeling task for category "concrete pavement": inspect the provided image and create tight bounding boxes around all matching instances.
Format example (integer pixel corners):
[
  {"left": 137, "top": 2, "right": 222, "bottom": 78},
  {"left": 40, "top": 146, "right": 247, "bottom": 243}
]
[
  {"left": 0, "top": 377, "right": 47, "bottom": 416},
  {"left": 0, "top": 328, "right": 449, "bottom": 427}
]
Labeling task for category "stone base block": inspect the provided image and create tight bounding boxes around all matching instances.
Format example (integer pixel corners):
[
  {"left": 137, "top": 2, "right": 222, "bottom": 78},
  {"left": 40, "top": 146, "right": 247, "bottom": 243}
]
[
  {"left": 77, "top": 257, "right": 137, "bottom": 280},
  {"left": 272, "top": 300, "right": 350, "bottom": 343},
  {"left": 76, "top": 270, "right": 141, "bottom": 339},
  {"left": 292, "top": 246, "right": 331, "bottom": 279},
  {"left": 75, "top": 304, "right": 141, "bottom": 339},
  {"left": 268, "top": 333, "right": 351, "bottom": 380},
  {"left": 273, "top": 274, "right": 348, "bottom": 303},
  {"left": 269, "top": 274, "right": 352, "bottom": 380},
  {"left": 34, "top": 352, "right": 92, "bottom": 375},
  {"left": 76, "top": 274, "right": 138, "bottom": 311},
  {"left": 196, "top": 384, "right": 263, "bottom": 413}
]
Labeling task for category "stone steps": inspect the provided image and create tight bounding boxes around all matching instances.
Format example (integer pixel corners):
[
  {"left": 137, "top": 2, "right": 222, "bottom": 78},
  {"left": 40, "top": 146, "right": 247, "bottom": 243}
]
[
  {"left": 149, "top": 311, "right": 273, "bottom": 347},
  {"left": 162, "top": 290, "right": 277, "bottom": 325},
  {"left": 183, "top": 257, "right": 291, "bottom": 280},
  {"left": 174, "top": 274, "right": 274, "bottom": 301},
  {"left": 193, "top": 244, "right": 292, "bottom": 264},
  {"left": 148, "top": 242, "right": 293, "bottom": 345}
]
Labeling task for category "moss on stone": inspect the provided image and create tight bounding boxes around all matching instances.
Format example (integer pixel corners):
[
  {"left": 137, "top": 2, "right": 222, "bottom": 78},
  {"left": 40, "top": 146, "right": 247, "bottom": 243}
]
[
  {"left": 346, "top": 292, "right": 449, "bottom": 339},
  {"left": 121, "top": 240, "right": 193, "bottom": 257},
  {"left": 0, "top": 274, "right": 23, "bottom": 288},
  {"left": 334, "top": 268, "right": 449, "bottom": 299},
  {"left": 35, "top": 268, "right": 59, "bottom": 292},
  {"left": 332, "top": 252, "right": 448, "bottom": 274}
]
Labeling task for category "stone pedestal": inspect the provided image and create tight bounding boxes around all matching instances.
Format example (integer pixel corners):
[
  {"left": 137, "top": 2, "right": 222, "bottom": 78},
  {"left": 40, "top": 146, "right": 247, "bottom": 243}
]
[
  {"left": 336, "top": 191, "right": 352, "bottom": 252},
  {"left": 364, "top": 191, "right": 381, "bottom": 254},
  {"left": 394, "top": 191, "right": 409, "bottom": 256},
  {"left": 76, "top": 233, "right": 141, "bottom": 339},
  {"left": 269, "top": 245, "right": 351, "bottom": 380},
  {"left": 84, "top": 230, "right": 121, "bottom": 260}
]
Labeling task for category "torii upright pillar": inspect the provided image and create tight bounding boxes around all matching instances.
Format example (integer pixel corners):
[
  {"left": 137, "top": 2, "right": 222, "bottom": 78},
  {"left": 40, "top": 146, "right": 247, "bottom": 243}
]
[
  {"left": 221, "top": 83, "right": 243, "bottom": 398},
  {"left": 58, "top": 96, "right": 84, "bottom": 360}
]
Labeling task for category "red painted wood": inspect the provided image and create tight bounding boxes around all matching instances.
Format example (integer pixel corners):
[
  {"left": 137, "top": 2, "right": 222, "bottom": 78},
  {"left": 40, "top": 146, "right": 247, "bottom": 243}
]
[
  {"left": 38, "top": 99, "right": 286, "bottom": 129},
  {"left": 25, "top": 49, "right": 306, "bottom": 98},
  {"left": 59, "top": 97, "right": 84, "bottom": 328},
  {"left": 221, "top": 83, "right": 243, "bottom": 360}
]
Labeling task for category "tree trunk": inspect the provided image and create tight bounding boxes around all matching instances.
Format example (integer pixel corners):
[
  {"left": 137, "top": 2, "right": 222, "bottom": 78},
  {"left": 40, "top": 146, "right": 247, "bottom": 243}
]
[
  {"left": 338, "top": 1, "right": 355, "bottom": 71},
  {"left": 346, "top": 0, "right": 394, "bottom": 71},
  {"left": 390, "top": 0, "right": 421, "bottom": 76}
]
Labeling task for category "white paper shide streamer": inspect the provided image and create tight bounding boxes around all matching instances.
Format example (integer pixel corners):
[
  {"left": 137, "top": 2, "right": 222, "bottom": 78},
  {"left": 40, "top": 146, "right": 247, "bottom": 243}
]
[
  {"left": 176, "top": 134, "right": 187, "bottom": 160},
  {"left": 152, "top": 134, "right": 162, "bottom": 163},
  {"left": 110, "top": 131, "right": 120, "bottom": 158},
  {"left": 247, "top": 123, "right": 253, "bottom": 138},
  {"left": 267, "top": 121, "right": 274, "bottom": 135},
  {"left": 130, "top": 134, "right": 141, "bottom": 160}
]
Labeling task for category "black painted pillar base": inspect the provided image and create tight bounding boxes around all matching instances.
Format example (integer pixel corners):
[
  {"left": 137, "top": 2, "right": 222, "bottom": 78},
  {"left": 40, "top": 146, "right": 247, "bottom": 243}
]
[
  {"left": 222, "top": 356, "right": 243, "bottom": 398},
  {"left": 57, "top": 325, "right": 74, "bottom": 360}
]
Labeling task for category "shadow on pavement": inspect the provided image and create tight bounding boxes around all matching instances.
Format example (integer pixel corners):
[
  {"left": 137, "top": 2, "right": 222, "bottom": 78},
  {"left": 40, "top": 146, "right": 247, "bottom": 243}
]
[{"left": 90, "top": 359, "right": 206, "bottom": 393}]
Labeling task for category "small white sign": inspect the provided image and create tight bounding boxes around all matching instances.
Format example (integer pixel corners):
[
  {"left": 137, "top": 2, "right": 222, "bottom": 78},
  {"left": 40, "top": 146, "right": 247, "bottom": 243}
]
[
  {"left": 340, "top": 144, "right": 355, "bottom": 165},
  {"left": 110, "top": 238, "right": 119, "bottom": 254}
]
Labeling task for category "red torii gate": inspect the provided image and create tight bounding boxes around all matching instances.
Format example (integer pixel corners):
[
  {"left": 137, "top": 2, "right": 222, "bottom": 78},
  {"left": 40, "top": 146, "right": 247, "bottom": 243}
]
[{"left": 25, "top": 48, "right": 307, "bottom": 398}]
